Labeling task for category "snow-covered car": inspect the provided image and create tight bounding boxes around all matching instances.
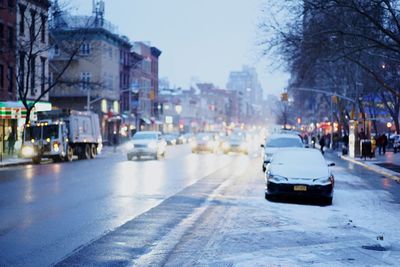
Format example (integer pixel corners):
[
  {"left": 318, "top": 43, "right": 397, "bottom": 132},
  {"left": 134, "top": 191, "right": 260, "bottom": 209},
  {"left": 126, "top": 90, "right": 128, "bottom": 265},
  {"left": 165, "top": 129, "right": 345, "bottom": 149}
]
[
  {"left": 265, "top": 148, "right": 335, "bottom": 205},
  {"left": 127, "top": 131, "right": 166, "bottom": 160},
  {"left": 191, "top": 132, "right": 218, "bottom": 153},
  {"left": 261, "top": 133, "right": 305, "bottom": 172},
  {"left": 222, "top": 134, "right": 248, "bottom": 154}
]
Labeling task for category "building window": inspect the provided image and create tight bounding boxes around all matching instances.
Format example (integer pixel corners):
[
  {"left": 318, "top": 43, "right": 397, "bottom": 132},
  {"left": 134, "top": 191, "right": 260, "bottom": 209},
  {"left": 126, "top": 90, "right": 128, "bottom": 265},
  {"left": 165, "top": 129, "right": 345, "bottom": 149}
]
[
  {"left": 7, "top": 0, "right": 14, "bottom": 9},
  {"left": 41, "top": 57, "right": 46, "bottom": 94},
  {"left": 19, "top": 51, "right": 25, "bottom": 91},
  {"left": 30, "top": 55, "right": 36, "bottom": 95},
  {"left": 80, "top": 43, "right": 90, "bottom": 55},
  {"left": 54, "top": 44, "right": 60, "bottom": 56},
  {"left": 0, "top": 64, "right": 4, "bottom": 90},
  {"left": 7, "top": 66, "right": 13, "bottom": 93},
  {"left": 40, "top": 14, "right": 46, "bottom": 43},
  {"left": 30, "top": 9, "right": 36, "bottom": 41},
  {"left": 19, "top": 4, "right": 26, "bottom": 35},
  {"left": 7, "top": 26, "right": 14, "bottom": 48},
  {"left": 80, "top": 72, "right": 91, "bottom": 90}
]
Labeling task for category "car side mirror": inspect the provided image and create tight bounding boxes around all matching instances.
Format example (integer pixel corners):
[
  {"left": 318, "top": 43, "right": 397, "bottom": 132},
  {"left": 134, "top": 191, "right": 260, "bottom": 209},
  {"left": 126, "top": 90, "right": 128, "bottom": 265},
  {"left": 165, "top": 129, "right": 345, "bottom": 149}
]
[{"left": 328, "top": 162, "right": 335, "bottom": 167}]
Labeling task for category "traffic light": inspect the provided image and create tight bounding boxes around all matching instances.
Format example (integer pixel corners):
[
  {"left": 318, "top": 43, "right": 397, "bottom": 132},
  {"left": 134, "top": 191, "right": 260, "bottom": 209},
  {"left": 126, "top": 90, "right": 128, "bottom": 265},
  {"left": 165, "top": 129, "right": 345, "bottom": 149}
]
[{"left": 281, "top": 92, "right": 288, "bottom": 102}]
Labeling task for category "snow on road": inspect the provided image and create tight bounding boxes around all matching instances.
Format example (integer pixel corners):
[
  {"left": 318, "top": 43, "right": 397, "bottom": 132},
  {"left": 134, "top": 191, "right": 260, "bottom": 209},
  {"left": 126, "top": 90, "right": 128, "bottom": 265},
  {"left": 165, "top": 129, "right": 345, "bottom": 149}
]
[{"left": 162, "top": 158, "right": 400, "bottom": 266}]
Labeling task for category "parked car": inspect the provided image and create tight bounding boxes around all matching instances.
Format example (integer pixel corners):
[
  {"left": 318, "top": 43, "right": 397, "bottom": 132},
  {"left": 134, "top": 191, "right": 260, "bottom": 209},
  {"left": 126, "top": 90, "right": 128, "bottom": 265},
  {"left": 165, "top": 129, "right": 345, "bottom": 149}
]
[
  {"left": 222, "top": 134, "right": 248, "bottom": 154},
  {"left": 191, "top": 132, "right": 218, "bottom": 153},
  {"left": 265, "top": 148, "right": 335, "bottom": 205},
  {"left": 127, "top": 131, "right": 166, "bottom": 160},
  {"left": 261, "top": 133, "right": 305, "bottom": 172}
]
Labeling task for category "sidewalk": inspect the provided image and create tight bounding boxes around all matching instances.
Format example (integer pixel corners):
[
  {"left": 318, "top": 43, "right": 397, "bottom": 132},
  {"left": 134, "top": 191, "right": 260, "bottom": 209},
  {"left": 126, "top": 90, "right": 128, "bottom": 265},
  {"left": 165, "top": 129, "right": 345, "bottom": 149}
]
[
  {"left": 0, "top": 155, "right": 31, "bottom": 168},
  {"left": 340, "top": 151, "right": 400, "bottom": 183}
]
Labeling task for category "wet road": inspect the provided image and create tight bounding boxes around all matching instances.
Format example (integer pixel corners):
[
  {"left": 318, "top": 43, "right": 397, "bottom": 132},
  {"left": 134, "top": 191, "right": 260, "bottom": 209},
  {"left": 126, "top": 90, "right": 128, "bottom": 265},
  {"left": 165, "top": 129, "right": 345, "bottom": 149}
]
[
  {"left": 58, "top": 151, "right": 400, "bottom": 266},
  {"left": 0, "top": 145, "right": 238, "bottom": 266},
  {"left": 1, "top": 145, "right": 400, "bottom": 266}
]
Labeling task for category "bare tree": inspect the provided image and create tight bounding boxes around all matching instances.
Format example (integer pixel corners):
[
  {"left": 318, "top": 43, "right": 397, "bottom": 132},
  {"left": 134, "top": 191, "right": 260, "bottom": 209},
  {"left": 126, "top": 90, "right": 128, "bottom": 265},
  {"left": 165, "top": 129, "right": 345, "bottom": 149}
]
[
  {"left": 260, "top": 0, "right": 400, "bottom": 133},
  {"left": 14, "top": 1, "right": 93, "bottom": 125}
]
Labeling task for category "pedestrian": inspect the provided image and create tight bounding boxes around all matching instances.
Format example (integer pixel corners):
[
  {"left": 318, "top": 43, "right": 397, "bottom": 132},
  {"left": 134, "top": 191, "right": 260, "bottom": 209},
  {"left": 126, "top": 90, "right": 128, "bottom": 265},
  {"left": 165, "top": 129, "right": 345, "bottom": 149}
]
[
  {"left": 311, "top": 136, "right": 316, "bottom": 148},
  {"left": 319, "top": 135, "right": 326, "bottom": 155},
  {"left": 376, "top": 134, "right": 383, "bottom": 155},
  {"left": 7, "top": 131, "right": 16, "bottom": 155},
  {"left": 112, "top": 131, "right": 118, "bottom": 153},
  {"left": 381, "top": 133, "right": 388, "bottom": 154}
]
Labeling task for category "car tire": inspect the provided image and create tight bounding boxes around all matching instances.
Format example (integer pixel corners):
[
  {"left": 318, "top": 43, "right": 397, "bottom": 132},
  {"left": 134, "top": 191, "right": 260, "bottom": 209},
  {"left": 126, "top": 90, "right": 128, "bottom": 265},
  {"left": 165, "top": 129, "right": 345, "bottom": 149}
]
[
  {"left": 83, "top": 144, "right": 91, "bottom": 159},
  {"left": 322, "top": 197, "right": 333, "bottom": 206},
  {"left": 394, "top": 148, "right": 397, "bottom": 153},
  {"left": 262, "top": 165, "right": 266, "bottom": 172},
  {"left": 127, "top": 154, "right": 132, "bottom": 161},
  {"left": 265, "top": 193, "right": 274, "bottom": 201}
]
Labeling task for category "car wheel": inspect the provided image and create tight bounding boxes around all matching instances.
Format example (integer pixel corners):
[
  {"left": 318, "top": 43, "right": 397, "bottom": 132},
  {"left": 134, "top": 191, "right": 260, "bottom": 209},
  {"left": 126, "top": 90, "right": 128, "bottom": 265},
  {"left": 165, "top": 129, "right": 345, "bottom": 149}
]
[
  {"left": 262, "top": 165, "right": 266, "bottom": 172},
  {"left": 127, "top": 154, "right": 132, "bottom": 161},
  {"left": 322, "top": 197, "right": 333, "bottom": 206},
  {"left": 65, "top": 146, "right": 74, "bottom": 162},
  {"left": 265, "top": 192, "right": 274, "bottom": 201}
]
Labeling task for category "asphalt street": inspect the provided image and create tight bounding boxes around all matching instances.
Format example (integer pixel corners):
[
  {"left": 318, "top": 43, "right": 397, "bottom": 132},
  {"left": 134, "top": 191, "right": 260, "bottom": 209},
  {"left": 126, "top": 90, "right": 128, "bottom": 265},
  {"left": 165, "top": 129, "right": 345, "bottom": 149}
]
[{"left": 1, "top": 145, "right": 400, "bottom": 266}]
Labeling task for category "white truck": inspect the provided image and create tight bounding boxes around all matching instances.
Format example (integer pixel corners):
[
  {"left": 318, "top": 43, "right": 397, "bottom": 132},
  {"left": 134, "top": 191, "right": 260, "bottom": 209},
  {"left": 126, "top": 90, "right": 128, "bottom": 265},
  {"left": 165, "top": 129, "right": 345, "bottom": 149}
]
[{"left": 21, "top": 110, "right": 102, "bottom": 164}]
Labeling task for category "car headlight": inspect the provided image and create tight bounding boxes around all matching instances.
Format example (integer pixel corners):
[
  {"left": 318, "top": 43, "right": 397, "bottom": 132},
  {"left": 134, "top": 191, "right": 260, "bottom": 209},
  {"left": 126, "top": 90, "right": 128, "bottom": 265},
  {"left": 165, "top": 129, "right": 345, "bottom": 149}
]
[
  {"left": 148, "top": 141, "right": 157, "bottom": 149},
  {"left": 267, "top": 172, "right": 288, "bottom": 182},
  {"left": 313, "top": 176, "right": 334, "bottom": 185},
  {"left": 21, "top": 146, "right": 35, "bottom": 157}
]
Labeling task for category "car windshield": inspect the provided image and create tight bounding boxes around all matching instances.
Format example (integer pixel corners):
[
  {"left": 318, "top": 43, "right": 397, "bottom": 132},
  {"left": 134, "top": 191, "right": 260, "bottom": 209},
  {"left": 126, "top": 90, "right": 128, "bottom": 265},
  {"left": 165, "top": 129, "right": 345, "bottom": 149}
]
[
  {"left": 266, "top": 138, "right": 303, "bottom": 148},
  {"left": 25, "top": 126, "right": 41, "bottom": 140},
  {"left": 133, "top": 133, "right": 157, "bottom": 140}
]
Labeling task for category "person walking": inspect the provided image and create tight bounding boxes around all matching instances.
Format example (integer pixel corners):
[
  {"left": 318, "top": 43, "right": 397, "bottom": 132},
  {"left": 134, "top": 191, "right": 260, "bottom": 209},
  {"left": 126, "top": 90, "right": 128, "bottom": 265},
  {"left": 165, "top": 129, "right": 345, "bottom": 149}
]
[
  {"left": 113, "top": 131, "right": 118, "bottom": 153},
  {"left": 7, "top": 131, "right": 16, "bottom": 155},
  {"left": 319, "top": 135, "right": 326, "bottom": 155},
  {"left": 381, "top": 133, "right": 388, "bottom": 154},
  {"left": 377, "top": 134, "right": 383, "bottom": 155}
]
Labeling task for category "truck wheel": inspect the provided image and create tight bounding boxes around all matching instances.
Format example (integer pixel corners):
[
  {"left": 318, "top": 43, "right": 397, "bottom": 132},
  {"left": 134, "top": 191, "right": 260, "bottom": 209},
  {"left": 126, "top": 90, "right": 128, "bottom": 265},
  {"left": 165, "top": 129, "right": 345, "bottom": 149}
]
[
  {"left": 83, "top": 144, "right": 91, "bottom": 159},
  {"left": 32, "top": 156, "right": 41, "bottom": 164},
  {"left": 65, "top": 146, "right": 73, "bottom": 162},
  {"left": 90, "top": 145, "right": 97, "bottom": 159}
]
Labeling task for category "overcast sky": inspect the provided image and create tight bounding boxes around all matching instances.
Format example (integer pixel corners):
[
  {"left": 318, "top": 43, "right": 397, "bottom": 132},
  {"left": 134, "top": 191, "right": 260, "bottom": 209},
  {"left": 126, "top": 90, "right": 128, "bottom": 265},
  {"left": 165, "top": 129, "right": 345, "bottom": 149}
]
[{"left": 67, "top": 0, "right": 289, "bottom": 97}]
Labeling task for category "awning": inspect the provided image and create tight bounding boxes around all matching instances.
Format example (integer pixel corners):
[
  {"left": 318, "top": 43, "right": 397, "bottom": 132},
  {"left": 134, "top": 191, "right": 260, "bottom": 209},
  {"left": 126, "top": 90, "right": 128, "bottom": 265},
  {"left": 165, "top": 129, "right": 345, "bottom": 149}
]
[
  {"left": 0, "top": 102, "right": 27, "bottom": 119},
  {"left": 141, "top": 117, "right": 151, "bottom": 124}
]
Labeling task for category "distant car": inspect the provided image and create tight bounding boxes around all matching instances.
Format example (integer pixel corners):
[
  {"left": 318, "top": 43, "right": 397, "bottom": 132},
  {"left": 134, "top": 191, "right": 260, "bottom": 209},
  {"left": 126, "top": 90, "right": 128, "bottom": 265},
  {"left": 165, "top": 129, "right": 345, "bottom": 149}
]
[
  {"left": 163, "top": 134, "right": 177, "bottom": 145},
  {"left": 222, "top": 134, "right": 248, "bottom": 154},
  {"left": 182, "top": 133, "right": 194, "bottom": 143},
  {"left": 127, "top": 131, "right": 166, "bottom": 160},
  {"left": 265, "top": 148, "right": 335, "bottom": 205},
  {"left": 261, "top": 133, "right": 304, "bottom": 172},
  {"left": 191, "top": 132, "right": 218, "bottom": 153}
]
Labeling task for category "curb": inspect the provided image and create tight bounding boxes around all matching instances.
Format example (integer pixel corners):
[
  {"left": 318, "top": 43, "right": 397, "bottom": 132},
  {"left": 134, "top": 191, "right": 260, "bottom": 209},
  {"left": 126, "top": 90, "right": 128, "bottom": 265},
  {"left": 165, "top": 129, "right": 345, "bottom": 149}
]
[
  {"left": 340, "top": 155, "right": 400, "bottom": 183},
  {"left": 0, "top": 160, "right": 31, "bottom": 168}
]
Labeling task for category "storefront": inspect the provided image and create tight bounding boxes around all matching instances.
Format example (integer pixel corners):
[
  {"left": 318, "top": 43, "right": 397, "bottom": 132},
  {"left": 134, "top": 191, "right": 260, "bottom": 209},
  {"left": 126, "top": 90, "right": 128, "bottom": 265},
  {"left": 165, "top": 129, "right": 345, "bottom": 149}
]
[{"left": 0, "top": 102, "right": 27, "bottom": 159}]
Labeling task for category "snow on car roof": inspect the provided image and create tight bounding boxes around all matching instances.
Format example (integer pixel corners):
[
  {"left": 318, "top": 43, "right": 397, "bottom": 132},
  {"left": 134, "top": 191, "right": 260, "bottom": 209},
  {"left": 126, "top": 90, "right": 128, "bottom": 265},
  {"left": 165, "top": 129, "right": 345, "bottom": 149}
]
[{"left": 272, "top": 148, "right": 325, "bottom": 165}]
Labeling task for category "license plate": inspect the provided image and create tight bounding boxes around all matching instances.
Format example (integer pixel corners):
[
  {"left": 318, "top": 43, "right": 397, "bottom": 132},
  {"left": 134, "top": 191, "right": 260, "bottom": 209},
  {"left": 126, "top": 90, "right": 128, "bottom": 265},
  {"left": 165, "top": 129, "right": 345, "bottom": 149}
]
[{"left": 294, "top": 185, "right": 307, "bottom": 191}]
